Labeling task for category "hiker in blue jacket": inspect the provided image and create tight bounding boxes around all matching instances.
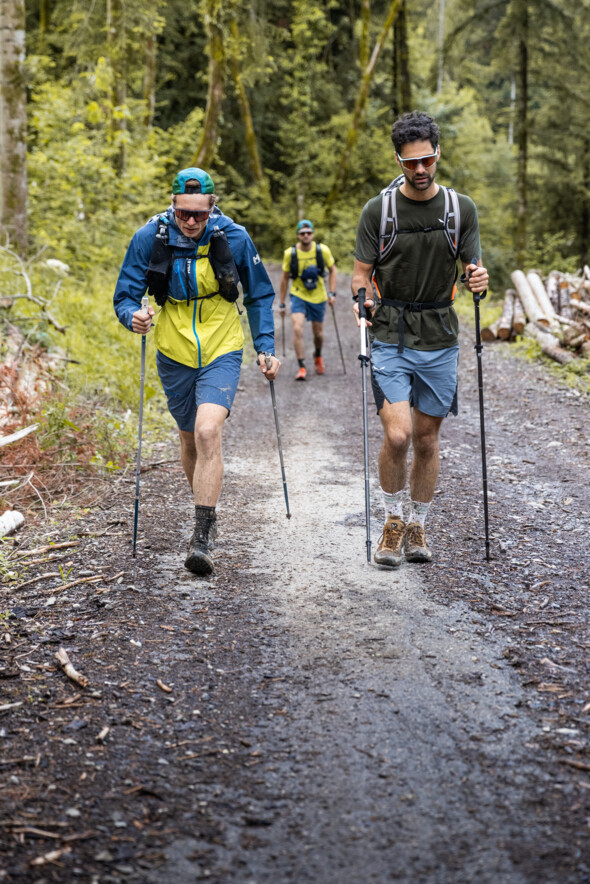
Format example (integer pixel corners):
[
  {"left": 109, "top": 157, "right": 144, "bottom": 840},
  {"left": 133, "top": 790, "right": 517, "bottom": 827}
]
[{"left": 114, "top": 167, "right": 280, "bottom": 576}]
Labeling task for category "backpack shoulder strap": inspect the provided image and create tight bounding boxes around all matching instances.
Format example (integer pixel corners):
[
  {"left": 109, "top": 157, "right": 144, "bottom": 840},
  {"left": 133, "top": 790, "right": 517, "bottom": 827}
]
[
  {"left": 316, "top": 242, "right": 325, "bottom": 276},
  {"left": 377, "top": 175, "right": 404, "bottom": 264},
  {"left": 442, "top": 186, "right": 461, "bottom": 259},
  {"left": 290, "top": 245, "right": 299, "bottom": 279}
]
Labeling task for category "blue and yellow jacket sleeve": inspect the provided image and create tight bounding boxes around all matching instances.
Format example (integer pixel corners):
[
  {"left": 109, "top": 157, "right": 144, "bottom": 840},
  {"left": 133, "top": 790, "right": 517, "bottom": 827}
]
[
  {"left": 113, "top": 222, "right": 155, "bottom": 331},
  {"left": 225, "top": 224, "right": 275, "bottom": 355}
]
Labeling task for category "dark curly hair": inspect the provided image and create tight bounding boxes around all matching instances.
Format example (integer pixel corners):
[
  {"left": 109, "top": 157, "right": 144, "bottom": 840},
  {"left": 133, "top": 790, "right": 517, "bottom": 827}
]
[{"left": 391, "top": 111, "right": 440, "bottom": 153}]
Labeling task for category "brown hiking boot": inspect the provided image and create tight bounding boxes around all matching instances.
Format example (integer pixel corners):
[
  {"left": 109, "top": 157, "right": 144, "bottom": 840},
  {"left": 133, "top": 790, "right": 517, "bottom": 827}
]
[
  {"left": 374, "top": 516, "right": 406, "bottom": 568},
  {"left": 404, "top": 522, "right": 433, "bottom": 563}
]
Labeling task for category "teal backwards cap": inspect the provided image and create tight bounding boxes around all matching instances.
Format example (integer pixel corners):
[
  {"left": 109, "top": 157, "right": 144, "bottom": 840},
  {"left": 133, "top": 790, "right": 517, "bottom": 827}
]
[
  {"left": 297, "top": 219, "right": 314, "bottom": 232},
  {"left": 172, "top": 167, "right": 215, "bottom": 195}
]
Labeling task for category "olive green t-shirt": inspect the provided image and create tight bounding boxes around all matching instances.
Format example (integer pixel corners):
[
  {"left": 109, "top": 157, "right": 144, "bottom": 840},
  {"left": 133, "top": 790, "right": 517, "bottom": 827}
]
[{"left": 354, "top": 186, "right": 481, "bottom": 350}]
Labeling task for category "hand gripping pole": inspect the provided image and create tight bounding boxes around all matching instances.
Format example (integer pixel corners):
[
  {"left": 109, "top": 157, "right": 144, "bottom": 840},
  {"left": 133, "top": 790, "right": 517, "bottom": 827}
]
[
  {"left": 266, "top": 356, "right": 291, "bottom": 519},
  {"left": 357, "top": 289, "right": 372, "bottom": 562},
  {"left": 471, "top": 264, "right": 491, "bottom": 562},
  {"left": 132, "top": 296, "right": 149, "bottom": 557}
]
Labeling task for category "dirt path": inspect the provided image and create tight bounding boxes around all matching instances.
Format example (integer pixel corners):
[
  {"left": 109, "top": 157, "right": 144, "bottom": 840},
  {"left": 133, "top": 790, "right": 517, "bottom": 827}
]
[{"left": 2, "top": 269, "right": 590, "bottom": 882}]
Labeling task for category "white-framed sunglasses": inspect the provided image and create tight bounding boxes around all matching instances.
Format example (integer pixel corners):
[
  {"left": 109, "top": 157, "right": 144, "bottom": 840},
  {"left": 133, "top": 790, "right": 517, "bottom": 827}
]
[{"left": 396, "top": 149, "right": 439, "bottom": 171}]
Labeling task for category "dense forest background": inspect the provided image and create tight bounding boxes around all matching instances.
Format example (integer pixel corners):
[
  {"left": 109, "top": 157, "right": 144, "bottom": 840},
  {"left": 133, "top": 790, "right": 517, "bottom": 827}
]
[{"left": 1, "top": 0, "right": 590, "bottom": 474}]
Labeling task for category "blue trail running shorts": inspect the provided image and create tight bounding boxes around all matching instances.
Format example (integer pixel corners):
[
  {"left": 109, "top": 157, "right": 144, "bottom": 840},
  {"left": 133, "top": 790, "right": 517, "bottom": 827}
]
[
  {"left": 156, "top": 349, "right": 243, "bottom": 432},
  {"left": 370, "top": 339, "right": 459, "bottom": 418},
  {"left": 290, "top": 294, "right": 327, "bottom": 323}
]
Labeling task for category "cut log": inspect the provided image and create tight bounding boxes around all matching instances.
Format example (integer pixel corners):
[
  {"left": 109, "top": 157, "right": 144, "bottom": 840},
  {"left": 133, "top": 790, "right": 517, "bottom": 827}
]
[
  {"left": 481, "top": 318, "right": 501, "bottom": 342},
  {"left": 570, "top": 298, "right": 590, "bottom": 317},
  {"left": 511, "top": 270, "right": 548, "bottom": 325},
  {"left": 526, "top": 271, "right": 557, "bottom": 322},
  {"left": 562, "top": 323, "right": 588, "bottom": 349},
  {"left": 580, "top": 341, "right": 590, "bottom": 359},
  {"left": 498, "top": 289, "right": 515, "bottom": 339},
  {"left": 512, "top": 296, "right": 526, "bottom": 334},
  {"left": 524, "top": 322, "right": 574, "bottom": 364}
]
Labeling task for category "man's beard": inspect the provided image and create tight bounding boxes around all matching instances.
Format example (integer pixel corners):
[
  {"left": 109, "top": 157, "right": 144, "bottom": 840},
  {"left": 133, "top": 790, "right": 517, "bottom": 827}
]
[{"left": 404, "top": 169, "right": 435, "bottom": 192}]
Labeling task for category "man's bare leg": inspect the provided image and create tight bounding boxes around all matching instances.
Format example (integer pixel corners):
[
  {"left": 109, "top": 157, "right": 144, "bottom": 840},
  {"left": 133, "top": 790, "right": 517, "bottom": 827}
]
[
  {"left": 291, "top": 312, "right": 306, "bottom": 361},
  {"left": 409, "top": 408, "right": 443, "bottom": 502},
  {"left": 180, "top": 403, "right": 227, "bottom": 575},
  {"left": 378, "top": 400, "right": 413, "bottom": 493}
]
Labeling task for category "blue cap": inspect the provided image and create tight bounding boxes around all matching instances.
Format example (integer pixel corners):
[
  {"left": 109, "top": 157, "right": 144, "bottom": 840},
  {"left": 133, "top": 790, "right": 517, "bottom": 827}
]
[
  {"left": 172, "top": 168, "right": 215, "bottom": 195},
  {"left": 297, "top": 219, "right": 314, "bottom": 232}
]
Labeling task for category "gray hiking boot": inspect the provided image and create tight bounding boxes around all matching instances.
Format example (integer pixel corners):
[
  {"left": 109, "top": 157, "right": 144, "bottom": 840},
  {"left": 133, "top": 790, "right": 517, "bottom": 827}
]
[
  {"left": 185, "top": 505, "right": 217, "bottom": 576},
  {"left": 374, "top": 516, "right": 406, "bottom": 568},
  {"left": 404, "top": 522, "right": 433, "bottom": 563}
]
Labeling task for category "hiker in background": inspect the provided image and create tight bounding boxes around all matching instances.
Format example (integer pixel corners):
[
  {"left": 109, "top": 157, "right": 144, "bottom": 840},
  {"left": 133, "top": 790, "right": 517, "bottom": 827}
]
[
  {"left": 352, "top": 110, "right": 489, "bottom": 568},
  {"left": 279, "top": 220, "right": 338, "bottom": 381},
  {"left": 114, "top": 167, "right": 280, "bottom": 577}
]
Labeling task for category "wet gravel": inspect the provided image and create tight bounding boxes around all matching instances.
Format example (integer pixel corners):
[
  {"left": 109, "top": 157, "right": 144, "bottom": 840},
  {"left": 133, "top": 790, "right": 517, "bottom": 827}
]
[{"left": 1, "top": 270, "right": 590, "bottom": 883}]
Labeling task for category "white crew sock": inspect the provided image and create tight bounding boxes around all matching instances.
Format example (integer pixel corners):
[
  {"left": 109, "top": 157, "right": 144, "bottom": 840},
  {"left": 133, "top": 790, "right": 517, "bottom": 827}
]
[
  {"left": 409, "top": 499, "right": 431, "bottom": 528},
  {"left": 382, "top": 489, "right": 404, "bottom": 521}
]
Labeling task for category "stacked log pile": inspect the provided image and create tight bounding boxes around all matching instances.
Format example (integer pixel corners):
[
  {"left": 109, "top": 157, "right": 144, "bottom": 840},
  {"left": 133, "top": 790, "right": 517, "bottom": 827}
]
[{"left": 482, "top": 266, "right": 590, "bottom": 364}]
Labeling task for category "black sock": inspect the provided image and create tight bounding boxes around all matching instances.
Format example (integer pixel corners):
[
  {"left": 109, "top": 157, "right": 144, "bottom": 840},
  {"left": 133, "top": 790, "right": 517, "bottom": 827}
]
[
  {"left": 314, "top": 349, "right": 321, "bottom": 358},
  {"left": 298, "top": 359, "right": 306, "bottom": 368}
]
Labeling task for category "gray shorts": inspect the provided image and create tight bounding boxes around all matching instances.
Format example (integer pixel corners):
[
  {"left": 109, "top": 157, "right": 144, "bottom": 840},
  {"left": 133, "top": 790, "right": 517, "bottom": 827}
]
[{"left": 370, "top": 339, "right": 459, "bottom": 418}]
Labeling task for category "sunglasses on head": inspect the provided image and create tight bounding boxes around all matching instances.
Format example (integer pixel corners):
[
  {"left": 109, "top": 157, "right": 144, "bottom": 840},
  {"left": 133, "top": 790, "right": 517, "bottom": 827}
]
[
  {"left": 175, "top": 207, "right": 211, "bottom": 222},
  {"left": 396, "top": 150, "right": 438, "bottom": 171}
]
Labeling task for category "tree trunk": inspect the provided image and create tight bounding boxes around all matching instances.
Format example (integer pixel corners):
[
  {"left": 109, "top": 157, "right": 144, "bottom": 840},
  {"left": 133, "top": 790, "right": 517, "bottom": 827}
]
[
  {"left": 107, "top": 0, "right": 127, "bottom": 175},
  {"left": 143, "top": 34, "right": 156, "bottom": 129},
  {"left": 360, "top": 0, "right": 370, "bottom": 70},
  {"left": 192, "top": 0, "right": 226, "bottom": 169},
  {"left": 514, "top": 0, "right": 528, "bottom": 267},
  {"left": 326, "top": 0, "right": 401, "bottom": 211},
  {"left": 392, "top": 0, "right": 410, "bottom": 117},
  {"left": 437, "top": 0, "right": 445, "bottom": 93},
  {"left": 0, "top": 0, "right": 27, "bottom": 255},
  {"left": 397, "top": 0, "right": 410, "bottom": 112},
  {"left": 229, "top": 19, "right": 263, "bottom": 184}
]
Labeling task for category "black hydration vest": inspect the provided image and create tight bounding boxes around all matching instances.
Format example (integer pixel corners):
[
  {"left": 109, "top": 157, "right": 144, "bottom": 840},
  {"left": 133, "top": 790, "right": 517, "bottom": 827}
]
[
  {"left": 146, "top": 218, "right": 240, "bottom": 307},
  {"left": 289, "top": 243, "right": 326, "bottom": 291}
]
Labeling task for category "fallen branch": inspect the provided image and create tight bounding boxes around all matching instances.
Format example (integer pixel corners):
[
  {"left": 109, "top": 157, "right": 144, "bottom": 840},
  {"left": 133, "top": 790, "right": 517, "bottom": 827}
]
[
  {"left": 16, "top": 541, "right": 81, "bottom": 557},
  {"left": 0, "top": 425, "right": 39, "bottom": 448},
  {"left": 55, "top": 648, "right": 89, "bottom": 688},
  {"left": 53, "top": 575, "right": 103, "bottom": 594}
]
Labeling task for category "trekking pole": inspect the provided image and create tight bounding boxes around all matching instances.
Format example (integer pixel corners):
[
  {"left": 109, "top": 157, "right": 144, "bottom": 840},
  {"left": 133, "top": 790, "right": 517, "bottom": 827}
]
[
  {"left": 330, "top": 302, "right": 347, "bottom": 375},
  {"left": 265, "top": 355, "right": 291, "bottom": 519},
  {"left": 132, "top": 296, "right": 149, "bottom": 557},
  {"left": 281, "top": 310, "right": 286, "bottom": 357},
  {"left": 471, "top": 261, "right": 491, "bottom": 562},
  {"left": 357, "top": 288, "right": 372, "bottom": 563}
]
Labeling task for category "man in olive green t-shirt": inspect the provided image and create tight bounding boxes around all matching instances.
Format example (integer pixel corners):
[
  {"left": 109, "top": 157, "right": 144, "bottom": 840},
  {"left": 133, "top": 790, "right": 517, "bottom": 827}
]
[
  {"left": 352, "top": 110, "right": 489, "bottom": 568},
  {"left": 279, "top": 219, "right": 338, "bottom": 381}
]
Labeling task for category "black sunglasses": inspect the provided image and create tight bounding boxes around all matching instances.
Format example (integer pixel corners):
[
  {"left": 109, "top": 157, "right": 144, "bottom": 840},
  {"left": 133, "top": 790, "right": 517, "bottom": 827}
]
[{"left": 175, "top": 207, "right": 211, "bottom": 222}]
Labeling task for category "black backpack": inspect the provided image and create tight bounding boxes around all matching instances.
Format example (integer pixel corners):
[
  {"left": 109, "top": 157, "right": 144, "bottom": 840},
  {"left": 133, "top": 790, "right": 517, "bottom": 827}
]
[
  {"left": 290, "top": 243, "right": 325, "bottom": 291},
  {"left": 146, "top": 217, "right": 240, "bottom": 306}
]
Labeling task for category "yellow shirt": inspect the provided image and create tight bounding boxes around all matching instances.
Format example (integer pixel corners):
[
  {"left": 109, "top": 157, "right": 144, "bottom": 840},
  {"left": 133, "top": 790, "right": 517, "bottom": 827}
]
[{"left": 282, "top": 242, "right": 335, "bottom": 304}]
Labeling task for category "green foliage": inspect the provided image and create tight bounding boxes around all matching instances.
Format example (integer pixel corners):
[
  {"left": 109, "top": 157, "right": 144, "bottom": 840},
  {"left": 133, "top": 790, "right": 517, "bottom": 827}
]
[{"left": 10, "top": 0, "right": 590, "bottom": 443}]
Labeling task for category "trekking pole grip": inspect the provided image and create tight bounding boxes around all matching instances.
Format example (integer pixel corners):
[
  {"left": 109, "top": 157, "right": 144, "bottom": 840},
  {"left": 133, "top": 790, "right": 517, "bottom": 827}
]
[{"left": 358, "top": 287, "right": 367, "bottom": 321}]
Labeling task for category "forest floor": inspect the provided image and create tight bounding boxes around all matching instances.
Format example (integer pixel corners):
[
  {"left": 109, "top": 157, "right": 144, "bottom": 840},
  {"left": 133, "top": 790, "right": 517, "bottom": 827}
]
[{"left": 2, "top": 267, "right": 590, "bottom": 883}]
